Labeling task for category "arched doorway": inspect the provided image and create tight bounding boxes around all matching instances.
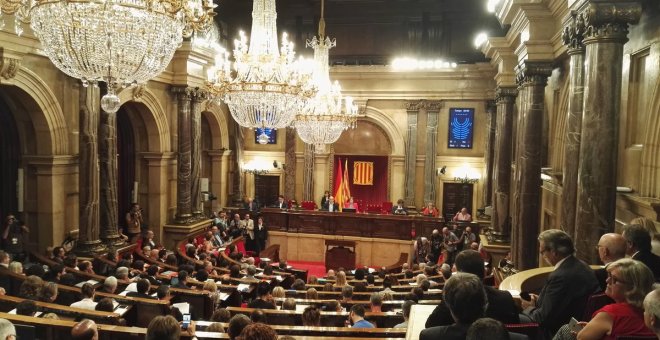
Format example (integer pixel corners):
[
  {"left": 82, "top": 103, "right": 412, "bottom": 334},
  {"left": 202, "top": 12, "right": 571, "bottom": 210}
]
[{"left": 0, "top": 92, "right": 21, "bottom": 219}]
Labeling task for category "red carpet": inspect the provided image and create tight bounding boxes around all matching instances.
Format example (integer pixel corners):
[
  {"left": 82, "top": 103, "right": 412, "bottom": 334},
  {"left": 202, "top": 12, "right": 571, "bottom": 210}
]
[{"left": 288, "top": 260, "right": 327, "bottom": 279}]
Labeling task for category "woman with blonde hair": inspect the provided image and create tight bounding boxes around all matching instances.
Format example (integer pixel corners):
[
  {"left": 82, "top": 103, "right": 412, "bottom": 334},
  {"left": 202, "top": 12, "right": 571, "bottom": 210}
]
[
  {"left": 272, "top": 286, "right": 286, "bottom": 299},
  {"left": 38, "top": 282, "right": 58, "bottom": 303},
  {"left": 333, "top": 271, "right": 347, "bottom": 288},
  {"left": 306, "top": 287, "right": 318, "bottom": 300},
  {"left": 8, "top": 261, "right": 23, "bottom": 274},
  {"left": 203, "top": 279, "right": 221, "bottom": 309},
  {"left": 553, "top": 258, "right": 655, "bottom": 340}
]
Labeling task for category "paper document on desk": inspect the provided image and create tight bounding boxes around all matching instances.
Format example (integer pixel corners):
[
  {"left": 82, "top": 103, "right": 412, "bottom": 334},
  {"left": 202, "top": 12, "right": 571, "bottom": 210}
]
[
  {"left": 236, "top": 284, "right": 250, "bottom": 292},
  {"left": 219, "top": 292, "right": 230, "bottom": 301},
  {"left": 75, "top": 279, "right": 99, "bottom": 287},
  {"left": 172, "top": 302, "right": 190, "bottom": 314}
]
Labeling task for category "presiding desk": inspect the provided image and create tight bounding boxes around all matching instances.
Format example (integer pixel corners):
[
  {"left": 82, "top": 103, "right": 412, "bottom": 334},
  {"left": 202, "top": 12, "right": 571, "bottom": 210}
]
[{"left": 259, "top": 208, "right": 478, "bottom": 241}]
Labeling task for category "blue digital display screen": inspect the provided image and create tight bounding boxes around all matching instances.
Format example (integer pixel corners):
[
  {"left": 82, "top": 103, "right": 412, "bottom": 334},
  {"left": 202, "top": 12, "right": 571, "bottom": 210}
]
[
  {"left": 448, "top": 108, "right": 474, "bottom": 149},
  {"left": 255, "top": 128, "right": 277, "bottom": 144}
]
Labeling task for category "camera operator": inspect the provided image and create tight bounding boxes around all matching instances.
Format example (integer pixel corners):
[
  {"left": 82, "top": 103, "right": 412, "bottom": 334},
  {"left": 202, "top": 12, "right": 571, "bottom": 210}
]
[
  {"left": 126, "top": 203, "right": 145, "bottom": 243},
  {"left": 2, "top": 214, "right": 29, "bottom": 262},
  {"left": 458, "top": 226, "right": 476, "bottom": 251}
]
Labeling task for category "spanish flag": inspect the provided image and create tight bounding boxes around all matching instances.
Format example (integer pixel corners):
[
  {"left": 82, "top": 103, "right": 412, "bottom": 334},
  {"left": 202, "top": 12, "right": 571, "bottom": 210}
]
[{"left": 334, "top": 158, "right": 352, "bottom": 211}]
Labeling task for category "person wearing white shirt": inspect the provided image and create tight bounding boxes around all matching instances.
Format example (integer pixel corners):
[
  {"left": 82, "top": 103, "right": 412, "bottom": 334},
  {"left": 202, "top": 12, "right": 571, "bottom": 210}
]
[{"left": 70, "top": 283, "right": 98, "bottom": 310}]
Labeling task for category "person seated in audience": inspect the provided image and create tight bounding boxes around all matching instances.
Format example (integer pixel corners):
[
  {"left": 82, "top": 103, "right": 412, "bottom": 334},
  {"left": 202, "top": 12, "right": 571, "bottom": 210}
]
[
  {"left": 324, "top": 196, "right": 339, "bottom": 212},
  {"left": 392, "top": 199, "right": 407, "bottom": 215},
  {"left": 37, "top": 281, "right": 58, "bottom": 303},
  {"left": 250, "top": 308, "right": 268, "bottom": 323},
  {"left": 412, "top": 287, "right": 424, "bottom": 301},
  {"left": 643, "top": 288, "right": 660, "bottom": 338},
  {"left": 303, "top": 306, "right": 322, "bottom": 326},
  {"left": 146, "top": 315, "right": 195, "bottom": 340},
  {"left": 349, "top": 304, "right": 374, "bottom": 328},
  {"left": 369, "top": 292, "right": 384, "bottom": 313},
  {"left": 244, "top": 265, "right": 258, "bottom": 282},
  {"left": 426, "top": 249, "right": 520, "bottom": 328},
  {"left": 239, "top": 323, "right": 277, "bottom": 340},
  {"left": 521, "top": 229, "right": 599, "bottom": 339},
  {"left": 164, "top": 254, "right": 177, "bottom": 267},
  {"left": 206, "top": 322, "right": 225, "bottom": 333},
  {"left": 95, "top": 298, "right": 115, "bottom": 312},
  {"left": 291, "top": 279, "right": 306, "bottom": 291},
  {"left": 422, "top": 202, "right": 440, "bottom": 217},
  {"left": 341, "top": 285, "right": 354, "bottom": 304},
  {"left": 306, "top": 287, "right": 319, "bottom": 300},
  {"left": 453, "top": 207, "right": 472, "bottom": 222},
  {"left": 282, "top": 298, "right": 297, "bottom": 311},
  {"left": 354, "top": 267, "right": 366, "bottom": 281},
  {"left": 243, "top": 197, "right": 259, "bottom": 212},
  {"left": 404, "top": 269, "right": 414, "bottom": 279},
  {"left": 467, "top": 318, "right": 516, "bottom": 340},
  {"left": 43, "top": 263, "right": 65, "bottom": 282},
  {"left": 195, "top": 269, "right": 209, "bottom": 283},
  {"left": 8, "top": 261, "right": 22, "bottom": 275},
  {"left": 594, "top": 233, "right": 627, "bottom": 292},
  {"left": 228, "top": 314, "right": 252, "bottom": 340},
  {"left": 323, "top": 283, "right": 333, "bottom": 291},
  {"left": 415, "top": 273, "right": 427, "bottom": 286},
  {"left": 353, "top": 281, "right": 367, "bottom": 292},
  {"left": 211, "top": 308, "right": 232, "bottom": 323},
  {"left": 389, "top": 299, "right": 412, "bottom": 327},
  {"left": 553, "top": 258, "right": 655, "bottom": 340},
  {"left": 50, "top": 246, "right": 65, "bottom": 263},
  {"left": 420, "top": 279, "right": 431, "bottom": 292},
  {"left": 127, "top": 278, "right": 155, "bottom": 299},
  {"left": 99, "top": 276, "right": 117, "bottom": 295},
  {"left": 366, "top": 274, "right": 376, "bottom": 286},
  {"left": 71, "top": 283, "right": 97, "bottom": 310},
  {"left": 248, "top": 282, "right": 276, "bottom": 309},
  {"left": 440, "top": 263, "right": 452, "bottom": 280},
  {"left": 308, "top": 275, "right": 318, "bottom": 285},
  {"left": 142, "top": 265, "right": 162, "bottom": 286},
  {"left": 19, "top": 275, "right": 43, "bottom": 300},
  {"left": 156, "top": 285, "right": 170, "bottom": 300},
  {"left": 0, "top": 250, "right": 9, "bottom": 269},
  {"left": 326, "top": 269, "right": 336, "bottom": 280},
  {"left": 622, "top": 224, "right": 660, "bottom": 281},
  {"left": 334, "top": 271, "right": 348, "bottom": 288},
  {"left": 16, "top": 299, "right": 37, "bottom": 316},
  {"left": 272, "top": 286, "right": 285, "bottom": 299},
  {"left": 78, "top": 260, "right": 95, "bottom": 275},
  {"left": 71, "top": 319, "right": 98, "bottom": 340},
  {"left": 344, "top": 196, "right": 360, "bottom": 212},
  {"left": 381, "top": 276, "right": 394, "bottom": 295},
  {"left": 172, "top": 270, "right": 191, "bottom": 289},
  {"left": 0, "top": 318, "right": 16, "bottom": 340},
  {"left": 325, "top": 300, "right": 343, "bottom": 313},
  {"left": 25, "top": 263, "right": 44, "bottom": 277},
  {"left": 421, "top": 273, "right": 486, "bottom": 340}
]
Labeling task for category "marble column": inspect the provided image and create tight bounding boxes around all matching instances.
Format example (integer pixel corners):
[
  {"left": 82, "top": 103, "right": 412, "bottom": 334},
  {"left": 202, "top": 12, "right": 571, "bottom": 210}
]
[
  {"left": 482, "top": 100, "right": 497, "bottom": 208},
  {"left": 302, "top": 144, "right": 315, "bottom": 202},
  {"left": 208, "top": 149, "right": 231, "bottom": 210},
  {"left": 98, "top": 90, "right": 124, "bottom": 247},
  {"left": 423, "top": 101, "right": 441, "bottom": 204},
  {"left": 574, "top": 1, "right": 642, "bottom": 264},
  {"left": 490, "top": 87, "right": 517, "bottom": 243},
  {"left": 190, "top": 88, "right": 206, "bottom": 219},
  {"left": 404, "top": 100, "right": 422, "bottom": 206},
  {"left": 142, "top": 152, "right": 174, "bottom": 245},
  {"left": 284, "top": 127, "right": 297, "bottom": 200},
  {"left": 231, "top": 123, "right": 245, "bottom": 205},
  {"left": 512, "top": 62, "right": 553, "bottom": 270},
  {"left": 560, "top": 12, "right": 586, "bottom": 239},
  {"left": 173, "top": 87, "right": 193, "bottom": 224},
  {"left": 76, "top": 86, "right": 106, "bottom": 255}
]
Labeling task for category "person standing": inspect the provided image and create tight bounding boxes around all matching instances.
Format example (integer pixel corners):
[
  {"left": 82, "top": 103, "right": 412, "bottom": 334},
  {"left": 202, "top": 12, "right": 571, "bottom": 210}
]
[
  {"left": 321, "top": 190, "right": 331, "bottom": 210},
  {"left": 2, "top": 214, "right": 29, "bottom": 262},
  {"left": 255, "top": 217, "right": 269, "bottom": 255},
  {"left": 392, "top": 199, "right": 407, "bottom": 215},
  {"left": 325, "top": 196, "right": 339, "bottom": 212},
  {"left": 125, "top": 203, "right": 144, "bottom": 243},
  {"left": 453, "top": 207, "right": 472, "bottom": 222},
  {"left": 442, "top": 227, "right": 459, "bottom": 266},
  {"left": 243, "top": 213, "right": 256, "bottom": 253}
]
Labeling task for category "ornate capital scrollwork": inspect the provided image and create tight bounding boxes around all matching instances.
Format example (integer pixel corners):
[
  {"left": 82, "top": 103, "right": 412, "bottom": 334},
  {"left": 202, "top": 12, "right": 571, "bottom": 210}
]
[
  {"left": 425, "top": 100, "right": 443, "bottom": 112},
  {"left": 515, "top": 61, "right": 553, "bottom": 88},
  {"left": 0, "top": 49, "right": 22, "bottom": 81},
  {"left": 581, "top": 1, "right": 642, "bottom": 44},
  {"left": 562, "top": 11, "right": 586, "bottom": 54},
  {"left": 405, "top": 100, "right": 424, "bottom": 112},
  {"left": 495, "top": 86, "right": 518, "bottom": 104},
  {"left": 189, "top": 87, "right": 209, "bottom": 102},
  {"left": 132, "top": 85, "right": 146, "bottom": 100},
  {"left": 171, "top": 86, "right": 192, "bottom": 101}
]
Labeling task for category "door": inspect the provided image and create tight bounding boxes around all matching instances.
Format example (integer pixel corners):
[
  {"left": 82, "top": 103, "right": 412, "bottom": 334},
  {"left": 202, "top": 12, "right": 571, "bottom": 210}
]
[
  {"left": 254, "top": 175, "right": 280, "bottom": 207},
  {"left": 442, "top": 183, "right": 473, "bottom": 221}
]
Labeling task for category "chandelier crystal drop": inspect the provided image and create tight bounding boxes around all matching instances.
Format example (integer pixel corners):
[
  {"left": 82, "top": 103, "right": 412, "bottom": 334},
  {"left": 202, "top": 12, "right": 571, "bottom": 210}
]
[
  {"left": 206, "top": 0, "right": 316, "bottom": 129},
  {"left": 292, "top": 2, "right": 358, "bottom": 153},
  {"left": 2, "top": 0, "right": 216, "bottom": 113}
]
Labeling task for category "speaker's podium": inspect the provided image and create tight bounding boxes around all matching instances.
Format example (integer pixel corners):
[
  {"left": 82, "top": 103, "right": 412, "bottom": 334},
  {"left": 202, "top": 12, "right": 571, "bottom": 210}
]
[{"left": 325, "top": 240, "right": 356, "bottom": 271}]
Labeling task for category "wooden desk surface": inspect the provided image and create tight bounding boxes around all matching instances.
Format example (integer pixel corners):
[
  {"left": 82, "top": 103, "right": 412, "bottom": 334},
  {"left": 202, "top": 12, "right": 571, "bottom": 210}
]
[
  {"left": 499, "top": 265, "right": 602, "bottom": 294},
  {"left": 405, "top": 304, "right": 436, "bottom": 340}
]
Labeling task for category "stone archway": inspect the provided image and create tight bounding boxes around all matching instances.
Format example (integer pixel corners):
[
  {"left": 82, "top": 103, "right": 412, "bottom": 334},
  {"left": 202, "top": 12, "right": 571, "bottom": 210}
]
[{"left": 201, "top": 101, "right": 232, "bottom": 208}]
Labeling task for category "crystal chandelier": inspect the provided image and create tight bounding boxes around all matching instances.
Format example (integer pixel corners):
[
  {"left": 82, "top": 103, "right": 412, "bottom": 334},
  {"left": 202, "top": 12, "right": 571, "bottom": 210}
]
[
  {"left": 292, "top": 0, "right": 357, "bottom": 153},
  {"left": 206, "top": 0, "right": 315, "bottom": 130},
  {"left": 1, "top": 0, "right": 216, "bottom": 113}
]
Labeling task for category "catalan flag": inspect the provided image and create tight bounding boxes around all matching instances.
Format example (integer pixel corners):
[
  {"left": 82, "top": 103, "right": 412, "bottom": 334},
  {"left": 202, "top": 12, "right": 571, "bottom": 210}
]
[
  {"left": 334, "top": 158, "right": 352, "bottom": 211},
  {"left": 353, "top": 161, "right": 374, "bottom": 185}
]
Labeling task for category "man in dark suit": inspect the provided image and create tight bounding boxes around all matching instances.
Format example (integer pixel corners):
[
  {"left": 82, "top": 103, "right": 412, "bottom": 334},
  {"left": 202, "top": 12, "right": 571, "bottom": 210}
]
[
  {"left": 243, "top": 197, "right": 259, "bottom": 212},
  {"left": 425, "top": 249, "right": 519, "bottom": 328},
  {"left": 521, "top": 229, "right": 600, "bottom": 339},
  {"left": 273, "top": 195, "right": 287, "bottom": 210},
  {"left": 622, "top": 224, "right": 660, "bottom": 281},
  {"left": 255, "top": 217, "right": 268, "bottom": 254},
  {"left": 324, "top": 196, "right": 339, "bottom": 212},
  {"left": 247, "top": 282, "right": 276, "bottom": 309},
  {"left": 127, "top": 279, "right": 156, "bottom": 299},
  {"left": 594, "top": 233, "right": 627, "bottom": 291},
  {"left": 392, "top": 199, "right": 407, "bottom": 215},
  {"left": 421, "top": 273, "right": 528, "bottom": 340}
]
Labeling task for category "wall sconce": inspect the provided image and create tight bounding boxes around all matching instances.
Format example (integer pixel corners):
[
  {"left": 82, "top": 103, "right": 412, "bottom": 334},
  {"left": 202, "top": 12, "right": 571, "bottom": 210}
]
[{"left": 273, "top": 160, "right": 286, "bottom": 170}]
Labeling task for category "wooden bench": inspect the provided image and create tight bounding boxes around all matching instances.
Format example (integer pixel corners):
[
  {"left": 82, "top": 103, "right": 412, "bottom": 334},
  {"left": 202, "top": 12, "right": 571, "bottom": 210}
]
[
  {"left": 285, "top": 289, "right": 443, "bottom": 301},
  {"left": 196, "top": 321, "right": 407, "bottom": 338},
  {"left": 0, "top": 295, "right": 123, "bottom": 325},
  {"left": 226, "top": 306, "right": 405, "bottom": 328}
]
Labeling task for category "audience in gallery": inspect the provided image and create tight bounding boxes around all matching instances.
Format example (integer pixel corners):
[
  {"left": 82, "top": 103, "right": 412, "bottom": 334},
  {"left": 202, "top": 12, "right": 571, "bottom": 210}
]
[
  {"left": 622, "top": 224, "right": 660, "bottom": 281},
  {"left": 643, "top": 288, "right": 660, "bottom": 338},
  {"left": 594, "top": 233, "right": 627, "bottom": 292},
  {"left": 552, "top": 258, "right": 656, "bottom": 340}
]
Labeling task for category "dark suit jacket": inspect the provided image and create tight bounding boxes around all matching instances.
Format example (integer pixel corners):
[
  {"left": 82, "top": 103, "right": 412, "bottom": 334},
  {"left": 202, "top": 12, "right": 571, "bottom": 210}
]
[
  {"left": 594, "top": 266, "right": 607, "bottom": 292},
  {"left": 243, "top": 201, "right": 259, "bottom": 212},
  {"left": 523, "top": 255, "right": 599, "bottom": 338},
  {"left": 425, "top": 285, "right": 520, "bottom": 328},
  {"left": 392, "top": 206, "right": 407, "bottom": 215},
  {"left": 421, "top": 324, "right": 529, "bottom": 340},
  {"left": 632, "top": 250, "right": 660, "bottom": 281},
  {"left": 325, "top": 203, "right": 339, "bottom": 212}
]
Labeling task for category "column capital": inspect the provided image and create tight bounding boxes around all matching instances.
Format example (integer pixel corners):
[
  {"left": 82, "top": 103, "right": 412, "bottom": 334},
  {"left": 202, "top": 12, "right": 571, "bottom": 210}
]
[
  {"left": 515, "top": 61, "right": 553, "bottom": 88},
  {"left": 0, "top": 48, "right": 22, "bottom": 81},
  {"left": 495, "top": 86, "right": 518, "bottom": 103},
  {"left": 580, "top": 1, "right": 642, "bottom": 44},
  {"left": 189, "top": 87, "right": 209, "bottom": 102},
  {"left": 425, "top": 100, "right": 443, "bottom": 112},
  {"left": 405, "top": 100, "right": 424, "bottom": 112},
  {"left": 562, "top": 11, "right": 587, "bottom": 54}
]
